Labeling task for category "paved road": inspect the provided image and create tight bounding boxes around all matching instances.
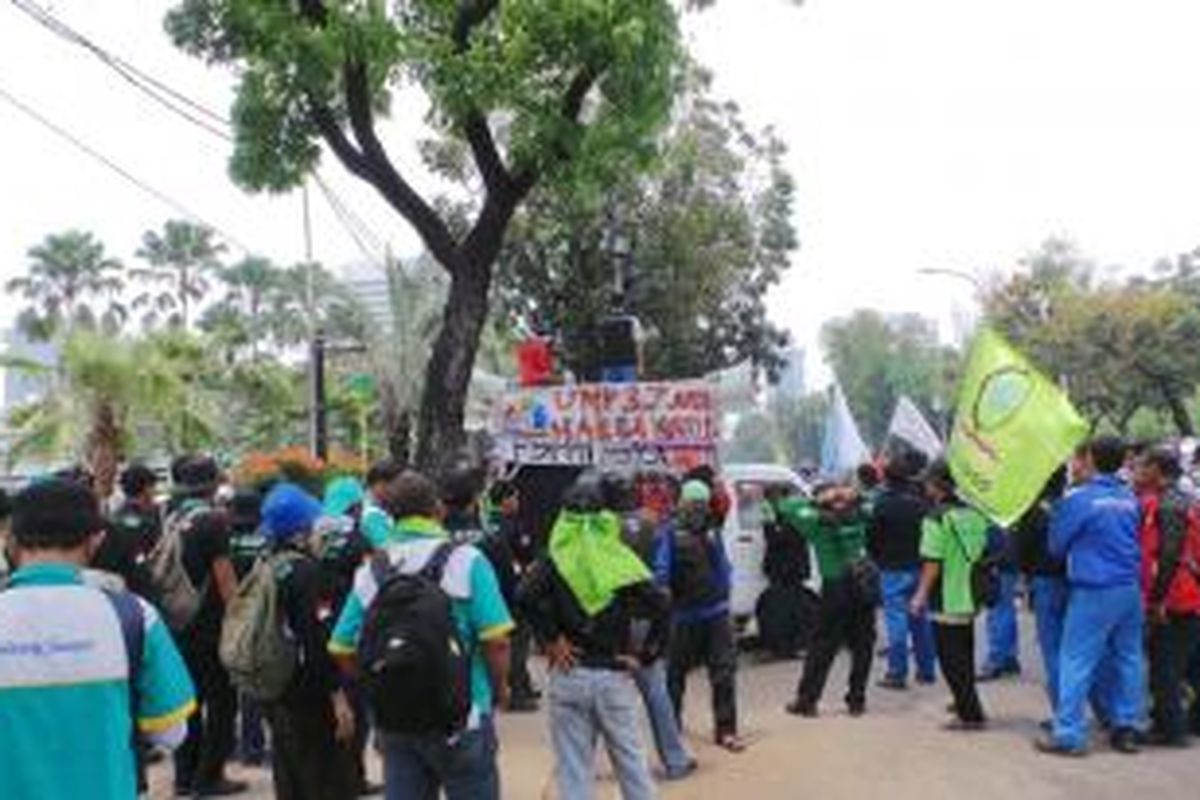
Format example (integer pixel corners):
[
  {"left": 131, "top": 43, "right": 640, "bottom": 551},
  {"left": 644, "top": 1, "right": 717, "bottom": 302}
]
[{"left": 152, "top": 613, "right": 1200, "bottom": 799}]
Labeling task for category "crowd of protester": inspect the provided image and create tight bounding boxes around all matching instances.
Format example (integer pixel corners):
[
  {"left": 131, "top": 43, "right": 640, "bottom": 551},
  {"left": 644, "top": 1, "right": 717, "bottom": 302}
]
[{"left": 0, "top": 435, "right": 1198, "bottom": 799}]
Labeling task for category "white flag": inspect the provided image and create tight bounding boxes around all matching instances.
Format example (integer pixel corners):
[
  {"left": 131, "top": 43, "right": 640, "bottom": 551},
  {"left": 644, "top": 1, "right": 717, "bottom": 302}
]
[
  {"left": 886, "top": 396, "right": 944, "bottom": 460},
  {"left": 820, "top": 383, "right": 871, "bottom": 477}
]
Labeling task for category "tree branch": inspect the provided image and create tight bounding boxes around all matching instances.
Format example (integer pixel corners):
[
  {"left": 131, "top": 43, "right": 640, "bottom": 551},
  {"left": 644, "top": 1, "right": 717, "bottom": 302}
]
[
  {"left": 298, "top": 0, "right": 459, "bottom": 271},
  {"left": 342, "top": 61, "right": 460, "bottom": 270},
  {"left": 453, "top": 1, "right": 511, "bottom": 194}
]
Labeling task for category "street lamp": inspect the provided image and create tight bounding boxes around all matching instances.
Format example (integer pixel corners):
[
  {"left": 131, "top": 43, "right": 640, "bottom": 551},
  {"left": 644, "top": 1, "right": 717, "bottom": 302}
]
[{"left": 918, "top": 267, "right": 984, "bottom": 295}]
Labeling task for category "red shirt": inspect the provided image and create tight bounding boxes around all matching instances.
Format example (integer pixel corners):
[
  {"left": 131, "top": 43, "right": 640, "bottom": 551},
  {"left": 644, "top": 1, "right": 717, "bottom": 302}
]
[
  {"left": 1140, "top": 492, "right": 1200, "bottom": 614},
  {"left": 516, "top": 337, "right": 553, "bottom": 387}
]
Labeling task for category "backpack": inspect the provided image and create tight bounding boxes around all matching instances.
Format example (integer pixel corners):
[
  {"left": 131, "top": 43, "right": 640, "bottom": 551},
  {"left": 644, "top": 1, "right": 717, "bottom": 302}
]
[
  {"left": 148, "top": 501, "right": 208, "bottom": 631},
  {"left": 947, "top": 513, "right": 1002, "bottom": 609},
  {"left": 357, "top": 543, "right": 471, "bottom": 735},
  {"left": 219, "top": 552, "right": 301, "bottom": 702}
]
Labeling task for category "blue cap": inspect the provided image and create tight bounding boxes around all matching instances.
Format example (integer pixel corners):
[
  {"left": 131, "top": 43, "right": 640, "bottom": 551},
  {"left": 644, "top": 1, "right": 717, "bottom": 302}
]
[{"left": 261, "top": 483, "right": 324, "bottom": 542}]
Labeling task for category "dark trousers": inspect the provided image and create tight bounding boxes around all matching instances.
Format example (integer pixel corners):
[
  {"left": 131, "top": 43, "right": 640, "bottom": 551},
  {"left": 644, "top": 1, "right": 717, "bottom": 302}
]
[
  {"left": 1149, "top": 613, "right": 1200, "bottom": 741},
  {"left": 239, "top": 693, "right": 267, "bottom": 763},
  {"left": 265, "top": 697, "right": 357, "bottom": 800},
  {"left": 667, "top": 615, "right": 739, "bottom": 737},
  {"left": 795, "top": 577, "right": 876, "bottom": 709},
  {"left": 934, "top": 621, "right": 986, "bottom": 724},
  {"left": 348, "top": 679, "right": 372, "bottom": 792},
  {"left": 175, "top": 638, "right": 237, "bottom": 791},
  {"left": 509, "top": 621, "right": 537, "bottom": 699}
]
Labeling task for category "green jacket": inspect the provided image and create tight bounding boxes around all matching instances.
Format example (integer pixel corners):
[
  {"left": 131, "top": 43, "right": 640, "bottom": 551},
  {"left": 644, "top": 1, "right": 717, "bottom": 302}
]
[{"left": 775, "top": 497, "right": 868, "bottom": 582}]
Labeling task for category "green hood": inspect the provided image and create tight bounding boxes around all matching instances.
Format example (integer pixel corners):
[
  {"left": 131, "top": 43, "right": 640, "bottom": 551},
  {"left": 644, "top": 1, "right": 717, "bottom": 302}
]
[{"left": 549, "top": 510, "right": 651, "bottom": 617}]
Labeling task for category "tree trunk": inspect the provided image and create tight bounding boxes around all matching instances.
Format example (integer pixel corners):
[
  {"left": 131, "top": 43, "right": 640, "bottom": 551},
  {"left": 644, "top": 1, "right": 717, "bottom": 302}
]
[
  {"left": 386, "top": 409, "right": 412, "bottom": 466},
  {"left": 415, "top": 259, "right": 492, "bottom": 471},
  {"left": 1164, "top": 387, "right": 1195, "bottom": 436},
  {"left": 87, "top": 402, "right": 122, "bottom": 500}
]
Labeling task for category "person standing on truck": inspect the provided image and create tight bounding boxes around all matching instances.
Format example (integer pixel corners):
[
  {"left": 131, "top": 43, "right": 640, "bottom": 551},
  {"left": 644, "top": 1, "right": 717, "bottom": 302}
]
[{"left": 656, "top": 480, "right": 746, "bottom": 753}]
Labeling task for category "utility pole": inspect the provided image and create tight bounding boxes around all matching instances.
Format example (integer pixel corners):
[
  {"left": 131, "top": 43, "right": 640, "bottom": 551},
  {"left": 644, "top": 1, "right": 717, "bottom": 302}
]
[{"left": 303, "top": 182, "right": 329, "bottom": 460}]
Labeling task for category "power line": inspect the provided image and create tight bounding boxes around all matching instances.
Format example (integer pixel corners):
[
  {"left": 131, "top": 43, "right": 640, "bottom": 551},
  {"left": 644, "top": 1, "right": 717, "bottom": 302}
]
[
  {"left": 10, "top": 0, "right": 391, "bottom": 266},
  {"left": 0, "top": 83, "right": 252, "bottom": 252},
  {"left": 11, "top": 0, "right": 232, "bottom": 140}
]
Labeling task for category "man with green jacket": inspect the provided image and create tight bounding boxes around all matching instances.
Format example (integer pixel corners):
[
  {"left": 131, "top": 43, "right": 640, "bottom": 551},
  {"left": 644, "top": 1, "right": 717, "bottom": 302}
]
[{"left": 777, "top": 482, "right": 878, "bottom": 718}]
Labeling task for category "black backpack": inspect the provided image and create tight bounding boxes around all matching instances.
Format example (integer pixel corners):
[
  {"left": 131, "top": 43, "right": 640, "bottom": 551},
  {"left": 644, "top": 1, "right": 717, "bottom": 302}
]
[{"left": 357, "top": 543, "right": 471, "bottom": 735}]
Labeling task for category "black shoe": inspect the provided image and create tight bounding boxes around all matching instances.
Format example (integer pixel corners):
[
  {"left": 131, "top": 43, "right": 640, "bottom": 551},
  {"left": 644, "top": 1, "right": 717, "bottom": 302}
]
[
  {"left": 916, "top": 674, "right": 937, "bottom": 686},
  {"left": 785, "top": 700, "right": 818, "bottom": 717},
  {"left": 358, "top": 781, "right": 385, "bottom": 797},
  {"left": 1110, "top": 728, "right": 1141, "bottom": 755},
  {"left": 664, "top": 760, "right": 698, "bottom": 781},
  {"left": 944, "top": 718, "right": 988, "bottom": 732},
  {"left": 1143, "top": 730, "right": 1189, "bottom": 749},
  {"left": 977, "top": 664, "right": 1021, "bottom": 682},
  {"left": 193, "top": 779, "right": 250, "bottom": 797},
  {"left": 876, "top": 676, "right": 907, "bottom": 691},
  {"left": 175, "top": 787, "right": 193, "bottom": 799},
  {"left": 847, "top": 703, "right": 866, "bottom": 717},
  {"left": 1035, "top": 733, "right": 1087, "bottom": 757}
]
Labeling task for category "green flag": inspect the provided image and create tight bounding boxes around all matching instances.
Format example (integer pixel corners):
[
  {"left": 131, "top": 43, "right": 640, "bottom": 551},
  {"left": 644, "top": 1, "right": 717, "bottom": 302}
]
[{"left": 947, "top": 328, "right": 1088, "bottom": 527}]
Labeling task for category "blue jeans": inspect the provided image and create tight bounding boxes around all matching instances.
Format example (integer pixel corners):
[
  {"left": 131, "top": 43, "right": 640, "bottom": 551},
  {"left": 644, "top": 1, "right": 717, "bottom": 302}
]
[
  {"left": 549, "top": 668, "right": 657, "bottom": 800},
  {"left": 880, "top": 569, "right": 936, "bottom": 682},
  {"left": 1031, "top": 575, "right": 1068, "bottom": 707},
  {"left": 380, "top": 717, "right": 500, "bottom": 800},
  {"left": 633, "top": 659, "right": 693, "bottom": 775},
  {"left": 983, "top": 570, "right": 1021, "bottom": 672},
  {"left": 1052, "top": 584, "right": 1146, "bottom": 750},
  {"left": 238, "top": 693, "right": 267, "bottom": 763}
]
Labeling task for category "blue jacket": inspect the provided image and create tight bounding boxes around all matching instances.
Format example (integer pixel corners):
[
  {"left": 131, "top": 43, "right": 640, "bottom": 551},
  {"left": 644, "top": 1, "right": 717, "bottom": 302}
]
[
  {"left": 1049, "top": 475, "right": 1141, "bottom": 588},
  {"left": 653, "top": 521, "right": 733, "bottom": 624}
]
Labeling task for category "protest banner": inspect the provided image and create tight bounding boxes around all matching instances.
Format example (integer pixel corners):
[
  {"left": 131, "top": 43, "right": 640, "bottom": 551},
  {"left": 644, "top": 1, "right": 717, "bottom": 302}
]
[{"left": 494, "top": 381, "right": 719, "bottom": 470}]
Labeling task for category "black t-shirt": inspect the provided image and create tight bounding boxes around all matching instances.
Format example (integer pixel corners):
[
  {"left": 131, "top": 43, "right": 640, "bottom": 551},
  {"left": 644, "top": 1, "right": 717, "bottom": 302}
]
[
  {"left": 92, "top": 519, "right": 159, "bottom": 604},
  {"left": 275, "top": 549, "right": 342, "bottom": 700}
]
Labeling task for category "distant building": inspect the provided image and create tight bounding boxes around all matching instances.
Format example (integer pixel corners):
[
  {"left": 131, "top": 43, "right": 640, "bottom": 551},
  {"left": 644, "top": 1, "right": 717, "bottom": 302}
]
[{"left": 1, "top": 329, "right": 55, "bottom": 411}]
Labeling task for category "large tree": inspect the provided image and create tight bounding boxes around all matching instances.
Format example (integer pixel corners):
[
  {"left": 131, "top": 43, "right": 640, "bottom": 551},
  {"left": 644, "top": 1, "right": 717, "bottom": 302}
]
[
  {"left": 6, "top": 230, "right": 126, "bottom": 341},
  {"left": 987, "top": 238, "right": 1200, "bottom": 435},
  {"left": 497, "top": 68, "right": 795, "bottom": 381},
  {"left": 821, "top": 310, "right": 954, "bottom": 446},
  {"left": 167, "top": 0, "right": 682, "bottom": 467}
]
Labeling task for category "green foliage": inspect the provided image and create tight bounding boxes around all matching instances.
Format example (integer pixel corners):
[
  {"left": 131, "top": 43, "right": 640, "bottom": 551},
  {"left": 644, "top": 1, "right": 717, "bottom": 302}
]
[
  {"left": 987, "top": 238, "right": 1200, "bottom": 435},
  {"left": 821, "top": 311, "right": 954, "bottom": 446},
  {"left": 6, "top": 230, "right": 126, "bottom": 341},
  {"left": 166, "top": 0, "right": 681, "bottom": 197},
  {"left": 498, "top": 69, "right": 795, "bottom": 380},
  {"left": 3, "top": 330, "right": 216, "bottom": 495},
  {"left": 132, "top": 220, "right": 227, "bottom": 329}
]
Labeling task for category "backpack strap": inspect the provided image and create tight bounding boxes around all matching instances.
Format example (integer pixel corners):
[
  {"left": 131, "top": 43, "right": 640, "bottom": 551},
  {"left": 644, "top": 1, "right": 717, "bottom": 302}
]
[
  {"left": 420, "top": 542, "right": 459, "bottom": 584},
  {"left": 101, "top": 589, "right": 145, "bottom": 778}
]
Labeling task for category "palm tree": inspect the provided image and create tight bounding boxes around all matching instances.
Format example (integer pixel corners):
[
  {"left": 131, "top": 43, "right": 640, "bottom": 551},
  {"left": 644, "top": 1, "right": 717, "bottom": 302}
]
[
  {"left": 6, "top": 230, "right": 126, "bottom": 341},
  {"left": 201, "top": 256, "right": 283, "bottom": 359},
  {"left": 132, "top": 220, "right": 226, "bottom": 329},
  {"left": 2, "top": 330, "right": 214, "bottom": 497}
]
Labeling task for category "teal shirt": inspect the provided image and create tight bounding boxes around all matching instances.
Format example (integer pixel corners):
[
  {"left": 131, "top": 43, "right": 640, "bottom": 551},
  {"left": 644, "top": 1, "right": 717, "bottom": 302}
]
[
  {"left": 360, "top": 499, "right": 394, "bottom": 549},
  {"left": 329, "top": 517, "right": 514, "bottom": 727},
  {"left": 0, "top": 564, "right": 196, "bottom": 800}
]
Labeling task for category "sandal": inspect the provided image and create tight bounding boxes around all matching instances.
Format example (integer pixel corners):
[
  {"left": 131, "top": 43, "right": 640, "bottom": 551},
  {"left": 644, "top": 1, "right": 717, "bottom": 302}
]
[{"left": 716, "top": 733, "right": 747, "bottom": 753}]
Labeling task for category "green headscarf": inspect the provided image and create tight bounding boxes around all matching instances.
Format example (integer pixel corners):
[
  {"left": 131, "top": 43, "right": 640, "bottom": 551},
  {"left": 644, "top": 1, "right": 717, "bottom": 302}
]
[{"left": 549, "top": 510, "right": 651, "bottom": 617}]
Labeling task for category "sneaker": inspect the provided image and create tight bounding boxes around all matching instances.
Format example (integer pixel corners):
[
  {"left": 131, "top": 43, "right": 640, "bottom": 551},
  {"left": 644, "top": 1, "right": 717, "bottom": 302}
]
[
  {"left": 1034, "top": 733, "right": 1087, "bottom": 757},
  {"left": 1110, "top": 728, "right": 1141, "bottom": 755},
  {"left": 664, "top": 760, "right": 699, "bottom": 781},
  {"left": 785, "top": 700, "right": 818, "bottom": 718},
  {"left": 876, "top": 676, "right": 908, "bottom": 691},
  {"left": 193, "top": 779, "right": 250, "bottom": 797},
  {"left": 977, "top": 664, "right": 1021, "bottom": 682}
]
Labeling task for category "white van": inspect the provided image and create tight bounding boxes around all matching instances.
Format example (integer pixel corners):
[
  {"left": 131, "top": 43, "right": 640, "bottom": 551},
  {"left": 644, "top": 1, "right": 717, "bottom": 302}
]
[{"left": 720, "top": 464, "right": 815, "bottom": 632}]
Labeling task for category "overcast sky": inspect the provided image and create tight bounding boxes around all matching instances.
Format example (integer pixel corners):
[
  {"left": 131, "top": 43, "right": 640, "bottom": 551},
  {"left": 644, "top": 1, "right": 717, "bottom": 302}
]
[{"left": 4, "top": 0, "right": 1200, "bottom": 387}]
